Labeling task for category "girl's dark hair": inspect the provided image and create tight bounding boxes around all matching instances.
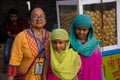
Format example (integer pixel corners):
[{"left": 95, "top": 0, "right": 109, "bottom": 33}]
[{"left": 28, "top": 5, "right": 46, "bottom": 20}]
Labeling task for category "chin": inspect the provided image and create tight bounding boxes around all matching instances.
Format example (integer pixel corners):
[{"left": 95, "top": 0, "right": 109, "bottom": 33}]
[{"left": 56, "top": 50, "right": 62, "bottom": 53}]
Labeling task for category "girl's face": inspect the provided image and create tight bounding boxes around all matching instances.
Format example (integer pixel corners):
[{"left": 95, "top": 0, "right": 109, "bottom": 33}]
[
  {"left": 75, "top": 27, "right": 90, "bottom": 42},
  {"left": 30, "top": 8, "right": 46, "bottom": 29},
  {"left": 52, "top": 39, "right": 68, "bottom": 53}
]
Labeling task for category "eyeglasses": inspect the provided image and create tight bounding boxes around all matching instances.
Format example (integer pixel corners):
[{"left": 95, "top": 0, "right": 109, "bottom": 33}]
[{"left": 31, "top": 14, "right": 46, "bottom": 20}]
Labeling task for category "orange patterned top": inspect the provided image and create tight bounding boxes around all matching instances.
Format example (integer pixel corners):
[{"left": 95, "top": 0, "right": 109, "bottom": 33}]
[{"left": 7, "top": 29, "right": 50, "bottom": 80}]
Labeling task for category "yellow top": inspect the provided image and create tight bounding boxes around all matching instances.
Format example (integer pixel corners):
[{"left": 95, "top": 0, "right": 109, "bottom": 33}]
[{"left": 9, "top": 29, "right": 50, "bottom": 80}]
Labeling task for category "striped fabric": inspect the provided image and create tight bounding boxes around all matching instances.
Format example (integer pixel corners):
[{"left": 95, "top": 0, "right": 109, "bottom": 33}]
[{"left": 7, "top": 65, "right": 18, "bottom": 76}]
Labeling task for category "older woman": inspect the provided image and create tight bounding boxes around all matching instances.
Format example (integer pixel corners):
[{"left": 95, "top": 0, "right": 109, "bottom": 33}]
[{"left": 7, "top": 6, "right": 51, "bottom": 80}]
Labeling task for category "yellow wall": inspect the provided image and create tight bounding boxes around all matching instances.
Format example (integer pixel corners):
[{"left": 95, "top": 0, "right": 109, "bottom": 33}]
[{"left": 103, "top": 53, "right": 120, "bottom": 80}]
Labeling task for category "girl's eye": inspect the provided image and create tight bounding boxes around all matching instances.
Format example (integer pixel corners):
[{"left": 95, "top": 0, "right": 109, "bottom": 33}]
[
  {"left": 59, "top": 42, "right": 62, "bottom": 44},
  {"left": 83, "top": 29, "right": 87, "bottom": 31}
]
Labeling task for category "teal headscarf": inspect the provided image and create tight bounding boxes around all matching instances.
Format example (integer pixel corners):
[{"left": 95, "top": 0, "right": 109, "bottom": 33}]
[{"left": 70, "top": 14, "right": 101, "bottom": 56}]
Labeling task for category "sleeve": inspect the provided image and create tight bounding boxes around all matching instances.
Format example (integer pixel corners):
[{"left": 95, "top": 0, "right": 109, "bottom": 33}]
[
  {"left": 7, "top": 65, "right": 18, "bottom": 76},
  {"left": 7, "top": 32, "right": 24, "bottom": 76},
  {"left": 5, "top": 24, "right": 10, "bottom": 33}
]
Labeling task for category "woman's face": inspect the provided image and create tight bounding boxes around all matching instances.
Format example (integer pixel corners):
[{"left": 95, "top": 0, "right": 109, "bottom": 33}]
[
  {"left": 75, "top": 27, "right": 90, "bottom": 42},
  {"left": 30, "top": 8, "right": 46, "bottom": 29},
  {"left": 52, "top": 39, "right": 68, "bottom": 53}
]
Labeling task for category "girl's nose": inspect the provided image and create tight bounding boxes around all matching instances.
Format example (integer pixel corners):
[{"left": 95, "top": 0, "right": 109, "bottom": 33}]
[{"left": 80, "top": 30, "right": 84, "bottom": 34}]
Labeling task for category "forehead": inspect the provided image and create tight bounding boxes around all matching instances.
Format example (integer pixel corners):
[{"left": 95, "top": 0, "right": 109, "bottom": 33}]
[
  {"left": 76, "top": 26, "right": 89, "bottom": 29},
  {"left": 31, "top": 8, "right": 45, "bottom": 15},
  {"left": 52, "top": 39, "right": 66, "bottom": 42}
]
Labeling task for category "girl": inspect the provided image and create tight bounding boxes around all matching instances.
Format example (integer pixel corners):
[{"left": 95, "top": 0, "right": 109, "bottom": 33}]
[
  {"left": 47, "top": 29, "right": 81, "bottom": 80},
  {"left": 70, "top": 14, "right": 102, "bottom": 80}
]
